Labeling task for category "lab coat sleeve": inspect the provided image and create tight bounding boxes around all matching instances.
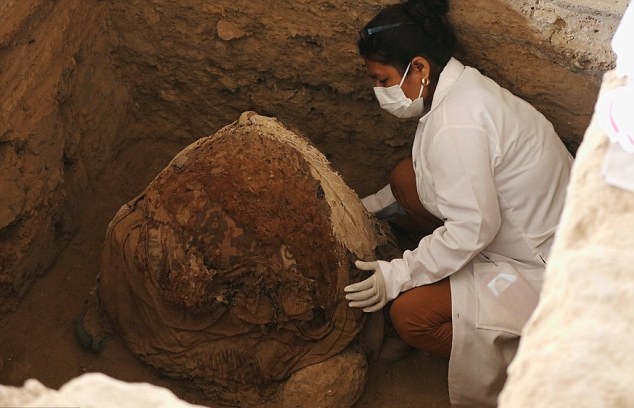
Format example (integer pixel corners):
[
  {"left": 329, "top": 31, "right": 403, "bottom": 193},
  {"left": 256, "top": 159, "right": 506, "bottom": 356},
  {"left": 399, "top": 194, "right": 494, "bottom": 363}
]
[
  {"left": 380, "top": 125, "right": 502, "bottom": 300},
  {"left": 360, "top": 183, "right": 396, "bottom": 213}
]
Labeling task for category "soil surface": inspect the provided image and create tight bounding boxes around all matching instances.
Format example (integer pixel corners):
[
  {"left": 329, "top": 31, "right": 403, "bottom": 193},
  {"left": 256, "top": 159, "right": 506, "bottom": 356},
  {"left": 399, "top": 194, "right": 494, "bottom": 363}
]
[{"left": 0, "top": 139, "right": 450, "bottom": 407}]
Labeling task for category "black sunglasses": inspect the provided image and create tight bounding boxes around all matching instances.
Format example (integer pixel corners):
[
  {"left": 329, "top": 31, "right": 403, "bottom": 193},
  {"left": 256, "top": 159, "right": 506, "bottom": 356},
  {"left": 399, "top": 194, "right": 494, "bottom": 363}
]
[{"left": 359, "top": 22, "right": 412, "bottom": 41}]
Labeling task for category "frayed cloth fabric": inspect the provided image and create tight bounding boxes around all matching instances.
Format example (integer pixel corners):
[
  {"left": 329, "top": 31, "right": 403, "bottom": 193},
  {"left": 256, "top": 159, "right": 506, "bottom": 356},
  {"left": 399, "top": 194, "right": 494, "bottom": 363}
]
[{"left": 98, "top": 113, "right": 388, "bottom": 404}]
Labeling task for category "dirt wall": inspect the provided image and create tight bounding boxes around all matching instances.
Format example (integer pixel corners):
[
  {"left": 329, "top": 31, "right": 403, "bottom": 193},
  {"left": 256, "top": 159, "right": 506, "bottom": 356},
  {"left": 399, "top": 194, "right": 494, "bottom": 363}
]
[
  {"left": 0, "top": 0, "right": 627, "bottom": 313},
  {"left": 0, "top": 0, "right": 128, "bottom": 312}
]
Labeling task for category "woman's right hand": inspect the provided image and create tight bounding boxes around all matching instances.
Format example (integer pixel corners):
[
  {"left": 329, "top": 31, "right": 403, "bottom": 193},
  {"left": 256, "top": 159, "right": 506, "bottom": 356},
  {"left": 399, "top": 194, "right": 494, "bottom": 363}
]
[{"left": 344, "top": 261, "right": 388, "bottom": 313}]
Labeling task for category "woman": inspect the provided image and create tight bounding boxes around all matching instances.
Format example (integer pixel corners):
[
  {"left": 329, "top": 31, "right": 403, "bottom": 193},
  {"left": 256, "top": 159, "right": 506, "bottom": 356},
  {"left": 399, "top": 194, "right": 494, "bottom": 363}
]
[{"left": 343, "top": 0, "right": 573, "bottom": 406}]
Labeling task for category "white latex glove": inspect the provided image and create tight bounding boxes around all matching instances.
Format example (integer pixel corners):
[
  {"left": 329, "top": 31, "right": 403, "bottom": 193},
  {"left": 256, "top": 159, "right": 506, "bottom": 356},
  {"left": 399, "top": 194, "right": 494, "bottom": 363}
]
[{"left": 344, "top": 260, "right": 387, "bottom": 313}]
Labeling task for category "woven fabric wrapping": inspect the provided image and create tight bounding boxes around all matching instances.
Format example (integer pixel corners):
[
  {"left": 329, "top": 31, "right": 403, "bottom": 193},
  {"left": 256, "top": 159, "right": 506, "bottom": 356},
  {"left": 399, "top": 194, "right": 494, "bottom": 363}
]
[{"left": 98, "top": 112, "right": 387, "bottom": 404}]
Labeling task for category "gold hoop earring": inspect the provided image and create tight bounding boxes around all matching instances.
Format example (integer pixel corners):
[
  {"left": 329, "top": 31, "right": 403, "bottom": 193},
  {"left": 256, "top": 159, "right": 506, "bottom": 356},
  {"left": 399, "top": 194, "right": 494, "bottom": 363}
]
[{"left": 422, "top": 77, "right": 430, "bottom": 87}]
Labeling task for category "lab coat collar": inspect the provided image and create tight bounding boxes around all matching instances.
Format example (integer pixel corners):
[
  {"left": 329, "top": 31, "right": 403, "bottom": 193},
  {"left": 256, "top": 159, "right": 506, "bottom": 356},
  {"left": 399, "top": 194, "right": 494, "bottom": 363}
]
[{"left": 421, "top": 57, "right": 465, "bottom": 120}]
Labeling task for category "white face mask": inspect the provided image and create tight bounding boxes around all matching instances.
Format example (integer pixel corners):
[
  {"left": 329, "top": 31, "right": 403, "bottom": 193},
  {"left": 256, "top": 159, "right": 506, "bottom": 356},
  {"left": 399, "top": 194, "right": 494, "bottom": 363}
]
[{"left": 373, "top": 62, "right": 426, "bottom": 119}]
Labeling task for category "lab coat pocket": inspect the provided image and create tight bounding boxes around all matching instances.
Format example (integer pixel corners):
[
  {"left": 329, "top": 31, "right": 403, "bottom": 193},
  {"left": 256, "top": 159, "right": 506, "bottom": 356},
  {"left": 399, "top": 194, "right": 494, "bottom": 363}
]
[{"left": 473, "top": 262, "right": 540, "bottom": 336}]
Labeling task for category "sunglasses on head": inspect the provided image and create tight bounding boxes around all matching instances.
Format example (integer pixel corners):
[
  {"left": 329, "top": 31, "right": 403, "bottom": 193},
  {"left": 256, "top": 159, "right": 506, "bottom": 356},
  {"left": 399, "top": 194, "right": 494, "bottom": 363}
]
[{"left": 359, "top": 22, "right": 412, "bottom": 41}]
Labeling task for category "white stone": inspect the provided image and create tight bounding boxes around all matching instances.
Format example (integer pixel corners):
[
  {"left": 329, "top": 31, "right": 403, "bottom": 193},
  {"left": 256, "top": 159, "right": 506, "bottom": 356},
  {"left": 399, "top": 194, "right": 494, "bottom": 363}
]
[
  {"left": 0, "top": 373, "right": 207, "bottom": 408},
  {"left": 499, "top": 69, "right": 634, "bottom": 408}
]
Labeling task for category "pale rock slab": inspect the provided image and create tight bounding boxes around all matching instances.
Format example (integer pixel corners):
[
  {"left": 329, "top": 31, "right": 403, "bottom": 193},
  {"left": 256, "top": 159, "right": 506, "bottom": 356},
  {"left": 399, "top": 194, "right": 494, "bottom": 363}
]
[
  {"left": 0, "top": 372, "right": 206, "bottom": 408},
  {"left": 499, "top": 71, "right": 634, "bottom": 407}
]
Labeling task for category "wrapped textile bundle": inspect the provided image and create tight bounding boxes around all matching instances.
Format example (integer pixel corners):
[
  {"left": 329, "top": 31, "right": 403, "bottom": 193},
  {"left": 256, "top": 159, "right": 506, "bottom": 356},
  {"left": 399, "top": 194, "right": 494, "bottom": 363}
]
[{"left": 98, "top": 112, "right": 390, "bottom": 406}]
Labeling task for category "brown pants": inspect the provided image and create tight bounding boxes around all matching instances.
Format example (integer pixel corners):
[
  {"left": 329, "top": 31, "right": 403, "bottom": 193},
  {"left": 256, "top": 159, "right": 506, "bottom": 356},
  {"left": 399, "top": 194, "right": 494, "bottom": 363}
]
[{"left": 388, "top": 158, "right": 453, "bottom": 358}]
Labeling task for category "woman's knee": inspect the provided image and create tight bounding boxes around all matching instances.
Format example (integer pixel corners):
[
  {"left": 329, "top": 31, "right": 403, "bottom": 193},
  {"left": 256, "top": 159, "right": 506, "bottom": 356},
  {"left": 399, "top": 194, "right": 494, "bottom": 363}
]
[
  {"left": 388, "top": 289, "right": 453, "bottom": 357},
  {"left": 389, "top": 295, "right": 415, "bottom": 337},
  {"left": 388, "top": 282, "right": 453, "bottom": 339}
]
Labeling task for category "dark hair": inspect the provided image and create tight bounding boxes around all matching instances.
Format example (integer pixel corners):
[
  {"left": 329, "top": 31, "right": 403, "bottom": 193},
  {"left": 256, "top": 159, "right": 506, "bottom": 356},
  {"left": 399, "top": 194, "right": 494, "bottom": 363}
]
[{"left": 358, "top": 0, "right": 456, "bottom": 71}]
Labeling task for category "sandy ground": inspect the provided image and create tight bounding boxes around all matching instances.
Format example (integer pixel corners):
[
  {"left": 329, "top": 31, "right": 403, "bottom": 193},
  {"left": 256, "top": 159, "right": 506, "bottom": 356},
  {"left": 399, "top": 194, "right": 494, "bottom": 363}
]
[{"left": 0, "top": 140, "right": 450, "bottom": 407}]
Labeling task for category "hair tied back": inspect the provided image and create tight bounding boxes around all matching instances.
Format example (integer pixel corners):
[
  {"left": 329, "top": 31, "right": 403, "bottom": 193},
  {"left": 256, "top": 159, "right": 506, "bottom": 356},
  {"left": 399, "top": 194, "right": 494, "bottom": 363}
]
[{"left": 404, "top": 0, "right": 450, "bottom": 21}]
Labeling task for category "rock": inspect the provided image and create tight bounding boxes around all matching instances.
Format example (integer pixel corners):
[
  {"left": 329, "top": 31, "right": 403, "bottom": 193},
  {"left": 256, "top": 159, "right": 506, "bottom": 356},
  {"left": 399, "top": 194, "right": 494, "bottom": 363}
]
[
  {"left": 279, "top": 346, "right": 367, "bottom": 408},
  {"left": 498, "top": 72, "right": 634, "bottom": 407},
  {"left": 74, "top": 287, "right": 112, "bottom": 354},
  {"left": 216, "top": 19, "right": 248, "bottom": 41},
  {"left": 0, "top": 373, "right": 206, "bottom": 408}
]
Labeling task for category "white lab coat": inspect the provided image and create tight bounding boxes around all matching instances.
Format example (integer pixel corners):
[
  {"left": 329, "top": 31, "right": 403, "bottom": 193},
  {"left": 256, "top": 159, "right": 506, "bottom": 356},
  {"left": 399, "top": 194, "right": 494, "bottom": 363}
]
[{"left": 363, "top": 58, "right": 573, "bottom": 407}]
